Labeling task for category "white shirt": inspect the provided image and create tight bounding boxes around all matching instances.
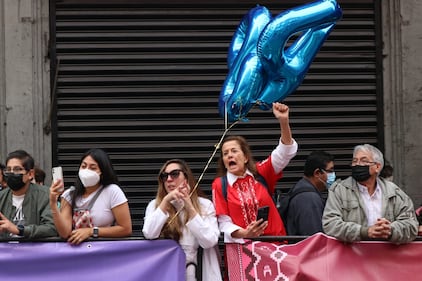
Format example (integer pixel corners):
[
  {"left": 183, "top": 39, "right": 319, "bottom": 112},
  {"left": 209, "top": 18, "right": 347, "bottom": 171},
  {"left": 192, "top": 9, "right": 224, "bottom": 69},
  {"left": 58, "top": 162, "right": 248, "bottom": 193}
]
[
  {"left": 357, "top": 180, "right": 382, "bottom": 226},
  {"left": 62, "top": 184, "right": 128, "bottom": 227},
  {"left": 143, "top": 197, "right": 222, "bottom": 281}
]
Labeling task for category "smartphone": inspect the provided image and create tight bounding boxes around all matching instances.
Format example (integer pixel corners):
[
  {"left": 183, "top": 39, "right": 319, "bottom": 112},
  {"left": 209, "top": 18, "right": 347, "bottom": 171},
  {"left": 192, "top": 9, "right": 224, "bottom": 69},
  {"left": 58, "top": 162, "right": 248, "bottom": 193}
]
[
  {"left": 52, "top": 166, "right": 64, "bottom": 192},
  {"left": 257, "top": 206, "right": 269, "bottom": 224}
]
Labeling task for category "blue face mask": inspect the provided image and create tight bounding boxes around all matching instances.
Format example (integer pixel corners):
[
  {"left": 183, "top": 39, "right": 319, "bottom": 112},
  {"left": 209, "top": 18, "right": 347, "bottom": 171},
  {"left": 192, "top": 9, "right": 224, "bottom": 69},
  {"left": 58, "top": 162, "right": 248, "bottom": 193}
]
[{"left": 326, "top": 172, "right": 336, "bottom": 187}]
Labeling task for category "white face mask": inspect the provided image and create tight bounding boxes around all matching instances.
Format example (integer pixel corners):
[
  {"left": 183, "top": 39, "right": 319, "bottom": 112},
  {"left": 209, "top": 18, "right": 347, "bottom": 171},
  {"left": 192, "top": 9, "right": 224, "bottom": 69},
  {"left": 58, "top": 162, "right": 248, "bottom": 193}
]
[{"left": 78, "top": 169, "right": 100, "bottom": 187}]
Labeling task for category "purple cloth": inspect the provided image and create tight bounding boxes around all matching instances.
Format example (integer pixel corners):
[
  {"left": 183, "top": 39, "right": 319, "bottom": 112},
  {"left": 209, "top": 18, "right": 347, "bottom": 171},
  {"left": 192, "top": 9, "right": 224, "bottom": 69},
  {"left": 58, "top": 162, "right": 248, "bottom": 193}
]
[{"left": 0, "top": 239, "right": 185, "bottom": 281}]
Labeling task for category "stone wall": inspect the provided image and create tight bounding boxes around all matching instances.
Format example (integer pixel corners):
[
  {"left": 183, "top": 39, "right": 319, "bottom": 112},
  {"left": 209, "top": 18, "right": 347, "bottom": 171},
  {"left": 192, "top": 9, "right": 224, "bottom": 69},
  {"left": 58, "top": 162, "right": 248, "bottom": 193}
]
[
  {"left": 0, "top": 0, "right": 51, "bottom": 178},
  {"left": 382, "top": 0, "right": 422, "bottom": 204}
]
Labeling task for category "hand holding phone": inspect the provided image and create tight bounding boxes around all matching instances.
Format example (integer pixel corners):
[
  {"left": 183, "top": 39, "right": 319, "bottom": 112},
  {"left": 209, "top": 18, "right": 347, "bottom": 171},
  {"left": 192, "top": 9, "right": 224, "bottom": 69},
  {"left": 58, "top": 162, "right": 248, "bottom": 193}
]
[
  {"left": 257, "top": 206, "right": 269, "bottom": 224},
  {"left": 52, "top": 166, "right": 64, "bottom": 192}
]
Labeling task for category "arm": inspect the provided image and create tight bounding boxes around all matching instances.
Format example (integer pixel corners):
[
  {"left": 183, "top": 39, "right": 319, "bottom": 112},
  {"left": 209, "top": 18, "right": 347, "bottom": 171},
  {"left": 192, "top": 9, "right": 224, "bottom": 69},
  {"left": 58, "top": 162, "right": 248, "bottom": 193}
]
[
  {"left": 66, "top": 185, "right": 132, "bottom": 244},
  {"left": 361, "top": 181, "right": 418, "bottom": 243},
  {"left": 143, "top": 185, "right": 189, "bottom": 239},
  {"left": 186, "top": 199, "right": 220, "bottom": 249},
  {"left": 273, "top": 102, "right": 293, "bottom": 145},
  {"left": 270, "top": 103, "right": 298, "bottom": 174},
  {"left": 94, "top": 201, "right": 132, "bottom": 238},
  {"left": 52, "top": 198, "right": 73, "bottom": 238},
  {"left": 49, "top": 179, "right": 73, "bottom": 239},
  {"left": 22, "top": 187, "right": 57, "bottom": 239},
  {"left": 322, "top": 185, "right": 362, "bottom": 242},
  {"left": 212, "top": 179, "right": 265, "bottom": 243},
  {"left": 389, "top": 191, "right": 419, "bottom": 243},
  {"left": 217, "top": 215, "right": 245, "bottom": 243},
  {"left": 217, "top": 214, "right": 267, "bottom": 243},
  {"left": 142, "top": 200, "right": 169, "bottom": 239}
]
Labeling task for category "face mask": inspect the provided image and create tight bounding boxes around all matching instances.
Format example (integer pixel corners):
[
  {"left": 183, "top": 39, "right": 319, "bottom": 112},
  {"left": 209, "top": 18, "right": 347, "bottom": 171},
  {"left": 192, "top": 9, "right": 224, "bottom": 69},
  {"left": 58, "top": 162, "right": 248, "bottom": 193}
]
[
  {"left": 351, "top": 165, "right": 371, "bottom": 182},
  {"left": 78, "top": 169, "right": 100, "bottom": 187},
  {"left": 326, "top": 172, "right": 336, "bottom": 187},
  {"left": 5, "top": 173, "right": 26, "bottom": 191}
]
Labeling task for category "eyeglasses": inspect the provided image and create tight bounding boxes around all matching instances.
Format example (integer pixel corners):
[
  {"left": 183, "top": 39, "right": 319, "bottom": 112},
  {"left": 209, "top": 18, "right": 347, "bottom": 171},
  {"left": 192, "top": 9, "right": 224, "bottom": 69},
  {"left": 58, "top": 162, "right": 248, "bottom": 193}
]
[
  {"left": 322, "top": 168, "right": 335, "bottom": 173},
  {"left": 351, "top": 159, "right": 377, "bottom": 166},
  {"left": 160, "top": 169, "right": 183, "bottom": 181},
  {"left": 5, "top": 166, "right": 26, "bottom": 174}
]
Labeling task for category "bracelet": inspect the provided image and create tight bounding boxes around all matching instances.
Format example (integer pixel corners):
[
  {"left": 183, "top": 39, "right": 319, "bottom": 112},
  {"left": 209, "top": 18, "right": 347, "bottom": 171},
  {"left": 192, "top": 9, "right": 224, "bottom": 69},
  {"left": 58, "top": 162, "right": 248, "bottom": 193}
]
[{"left": 92, "top": 227, "right": 99, "bottom": 238}]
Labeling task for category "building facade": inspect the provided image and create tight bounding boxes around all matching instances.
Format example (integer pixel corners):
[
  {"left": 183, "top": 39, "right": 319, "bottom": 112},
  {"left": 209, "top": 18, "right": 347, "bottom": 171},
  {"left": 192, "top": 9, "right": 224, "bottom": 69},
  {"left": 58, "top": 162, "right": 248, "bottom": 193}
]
[{"left": 0, "top": 0, "right": 421, "bottom": 232}]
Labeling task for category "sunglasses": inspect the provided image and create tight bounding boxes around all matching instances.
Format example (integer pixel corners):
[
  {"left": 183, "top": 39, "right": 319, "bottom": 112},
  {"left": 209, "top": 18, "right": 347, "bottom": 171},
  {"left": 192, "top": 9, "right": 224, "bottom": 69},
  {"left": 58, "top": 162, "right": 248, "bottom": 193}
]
[{"left": 160, "top": 169, "right": 183, "bottom": 181}]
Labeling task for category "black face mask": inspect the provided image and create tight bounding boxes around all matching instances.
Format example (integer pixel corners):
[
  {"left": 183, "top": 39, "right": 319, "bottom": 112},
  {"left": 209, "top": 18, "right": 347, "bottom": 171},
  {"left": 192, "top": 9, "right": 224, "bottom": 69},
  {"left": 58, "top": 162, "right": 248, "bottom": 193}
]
[
  {"left": 351, "top": 165, "right": 371, "bottom": 182},
  {"left": 5, "top": 173, "right": 26, "bottom": 191}
]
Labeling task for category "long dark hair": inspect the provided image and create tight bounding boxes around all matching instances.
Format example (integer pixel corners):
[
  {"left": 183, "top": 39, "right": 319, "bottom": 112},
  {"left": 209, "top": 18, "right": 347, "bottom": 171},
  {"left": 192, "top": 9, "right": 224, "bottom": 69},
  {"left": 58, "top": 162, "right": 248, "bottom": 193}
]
[{"left": 71, "top": 148, "right": 119, "bottom": 211}]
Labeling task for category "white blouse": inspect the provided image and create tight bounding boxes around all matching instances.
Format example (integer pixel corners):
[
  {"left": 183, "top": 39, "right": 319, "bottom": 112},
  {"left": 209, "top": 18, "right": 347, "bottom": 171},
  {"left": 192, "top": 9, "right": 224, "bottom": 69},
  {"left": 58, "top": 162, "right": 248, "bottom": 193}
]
[{"left": 143, "top": 197, "right": 222, "bottom": 281}]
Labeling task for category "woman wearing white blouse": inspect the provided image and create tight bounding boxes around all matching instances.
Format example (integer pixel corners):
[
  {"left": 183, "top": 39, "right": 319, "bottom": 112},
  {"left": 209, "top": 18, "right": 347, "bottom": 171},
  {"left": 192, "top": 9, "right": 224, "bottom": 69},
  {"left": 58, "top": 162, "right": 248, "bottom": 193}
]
[{"left": 143, "top": 159, "right": 222, "bottom": 281}]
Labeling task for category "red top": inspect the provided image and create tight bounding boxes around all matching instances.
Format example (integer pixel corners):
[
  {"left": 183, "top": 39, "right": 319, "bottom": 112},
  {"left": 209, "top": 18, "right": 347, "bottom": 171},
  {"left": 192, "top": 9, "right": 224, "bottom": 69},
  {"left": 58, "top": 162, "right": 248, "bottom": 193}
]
[{"left": 212, "top": 156, "right": 286, "bottom": 236}]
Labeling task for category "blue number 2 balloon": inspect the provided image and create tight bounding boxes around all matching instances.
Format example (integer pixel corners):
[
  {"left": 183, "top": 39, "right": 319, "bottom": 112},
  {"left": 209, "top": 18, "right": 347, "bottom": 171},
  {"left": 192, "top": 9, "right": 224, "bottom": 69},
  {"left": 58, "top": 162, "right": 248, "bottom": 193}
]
[{"left": 219, "top": 0, "right": 343, "bottom": 122}]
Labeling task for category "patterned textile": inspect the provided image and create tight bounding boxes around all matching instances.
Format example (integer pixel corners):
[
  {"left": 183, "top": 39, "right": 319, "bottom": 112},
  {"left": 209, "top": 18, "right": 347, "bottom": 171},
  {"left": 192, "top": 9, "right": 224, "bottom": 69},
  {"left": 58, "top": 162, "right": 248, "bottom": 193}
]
[
  {"left": 226, "top": 233, "right": 422, "bottom": 281},
  {"left": 72, "top": 209, "right": 93, "bottom": 229}
]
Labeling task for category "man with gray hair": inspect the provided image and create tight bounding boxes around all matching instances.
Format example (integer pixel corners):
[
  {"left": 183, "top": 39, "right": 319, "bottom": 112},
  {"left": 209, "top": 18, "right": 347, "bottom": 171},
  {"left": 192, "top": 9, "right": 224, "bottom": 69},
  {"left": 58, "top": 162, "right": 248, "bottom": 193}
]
[{"left": 322, "top": 144, "right": 418, "bottom": 243}]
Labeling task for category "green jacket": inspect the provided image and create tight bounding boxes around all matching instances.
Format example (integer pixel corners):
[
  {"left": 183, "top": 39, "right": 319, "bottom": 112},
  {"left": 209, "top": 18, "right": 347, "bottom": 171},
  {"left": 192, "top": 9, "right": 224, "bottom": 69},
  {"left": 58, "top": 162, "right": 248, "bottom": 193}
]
[
  {"left": 322, "top": 176, "right": 418, "bottom": 243},
  {"left": 0, "top": 183, "right": 57, "bottom": 239}
]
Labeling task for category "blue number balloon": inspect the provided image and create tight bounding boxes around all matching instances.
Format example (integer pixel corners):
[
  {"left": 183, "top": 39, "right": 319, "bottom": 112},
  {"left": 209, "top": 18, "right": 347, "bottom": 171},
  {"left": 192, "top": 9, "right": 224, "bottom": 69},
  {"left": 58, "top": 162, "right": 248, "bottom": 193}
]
[
  {"left": 219, "top": 6, "right": 271, "bottom": 121},
  {"left": 219, "top": 0, "right": 343, "bottom": 122}
]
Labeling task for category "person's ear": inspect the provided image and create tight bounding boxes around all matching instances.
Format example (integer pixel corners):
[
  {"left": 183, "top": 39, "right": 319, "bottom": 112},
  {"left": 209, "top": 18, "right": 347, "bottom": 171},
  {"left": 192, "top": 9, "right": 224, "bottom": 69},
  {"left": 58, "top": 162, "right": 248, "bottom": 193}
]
[
  {"left": 27, "top": 169, "right": 35, "bottom": 181},
  {"left": 375, "top": 162, "right": 381, "bottom": 173},
  {"left": 313, "top": 168, "right": 322, "bottom": 177}
]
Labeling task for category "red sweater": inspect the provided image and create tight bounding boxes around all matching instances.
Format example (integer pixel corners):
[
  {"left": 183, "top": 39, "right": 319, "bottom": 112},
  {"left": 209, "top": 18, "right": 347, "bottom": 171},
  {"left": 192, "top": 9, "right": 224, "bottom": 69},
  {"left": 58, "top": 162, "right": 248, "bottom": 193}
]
[{"left": 212, "top": 156, "right": 286, "bottom": 236}]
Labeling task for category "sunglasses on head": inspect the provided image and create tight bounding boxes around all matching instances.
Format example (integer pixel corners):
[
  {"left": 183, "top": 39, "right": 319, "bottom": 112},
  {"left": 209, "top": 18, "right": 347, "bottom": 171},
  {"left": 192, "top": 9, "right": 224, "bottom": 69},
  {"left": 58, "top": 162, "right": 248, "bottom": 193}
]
[{"left": 160, "top": 169, "right": 183, "bottom": 181}]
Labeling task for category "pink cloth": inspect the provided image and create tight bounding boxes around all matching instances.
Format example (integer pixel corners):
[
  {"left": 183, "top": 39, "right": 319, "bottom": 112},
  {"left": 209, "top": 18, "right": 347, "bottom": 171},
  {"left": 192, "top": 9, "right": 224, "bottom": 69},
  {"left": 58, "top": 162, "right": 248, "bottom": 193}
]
[{"left": 226, "top": 233, "right": 422, "bottom": 281}]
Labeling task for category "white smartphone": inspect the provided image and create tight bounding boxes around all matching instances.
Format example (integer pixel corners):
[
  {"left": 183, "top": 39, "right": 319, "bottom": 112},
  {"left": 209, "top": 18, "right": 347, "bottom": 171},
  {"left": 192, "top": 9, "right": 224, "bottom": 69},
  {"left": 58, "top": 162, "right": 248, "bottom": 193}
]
[{"left": 52, "top": 166, "right": 64, "bottom": 192}]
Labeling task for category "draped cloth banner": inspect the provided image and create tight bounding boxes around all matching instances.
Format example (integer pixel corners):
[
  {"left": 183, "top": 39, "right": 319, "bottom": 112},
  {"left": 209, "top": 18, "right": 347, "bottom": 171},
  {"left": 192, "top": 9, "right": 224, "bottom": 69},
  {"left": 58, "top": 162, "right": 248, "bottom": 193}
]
[
  {"left": 226, "top": 233, "right": 422, "bottom": 281},
  {"left": 0, "top": 239, "right": 185, "bottom": 281}
]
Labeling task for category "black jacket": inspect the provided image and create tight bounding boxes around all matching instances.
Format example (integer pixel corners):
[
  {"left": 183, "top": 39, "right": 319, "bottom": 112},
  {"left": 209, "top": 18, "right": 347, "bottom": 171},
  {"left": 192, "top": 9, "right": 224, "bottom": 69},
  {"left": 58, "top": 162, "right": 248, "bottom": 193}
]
[{"left": 286, "top": 177, "right": 325, "bottom": 236}]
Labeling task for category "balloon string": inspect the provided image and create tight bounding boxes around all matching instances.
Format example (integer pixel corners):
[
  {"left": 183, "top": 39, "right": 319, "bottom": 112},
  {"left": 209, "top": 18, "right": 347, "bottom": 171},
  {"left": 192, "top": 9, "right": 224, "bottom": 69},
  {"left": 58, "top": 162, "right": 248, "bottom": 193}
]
[
  {"left": 167, "top": 119, "right": 238, "bottom": 225},
  {"left": 224, "top": 100, "right": 228, "bottom": 130}
]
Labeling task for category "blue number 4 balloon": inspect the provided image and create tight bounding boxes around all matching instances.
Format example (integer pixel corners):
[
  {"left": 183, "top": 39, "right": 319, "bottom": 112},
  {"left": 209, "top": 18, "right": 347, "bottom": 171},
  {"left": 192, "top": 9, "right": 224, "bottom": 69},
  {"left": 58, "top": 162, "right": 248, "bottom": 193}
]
[{"left": 219, "top": 0, "right": 343, "bottom": 122}]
